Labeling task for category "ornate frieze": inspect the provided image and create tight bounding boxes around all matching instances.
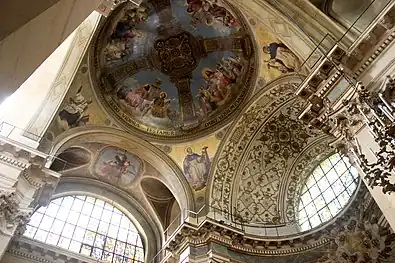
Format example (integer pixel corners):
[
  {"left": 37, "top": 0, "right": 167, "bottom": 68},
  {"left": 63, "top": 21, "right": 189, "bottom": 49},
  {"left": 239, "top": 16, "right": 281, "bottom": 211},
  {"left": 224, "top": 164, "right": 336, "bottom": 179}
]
[{"left": 156, "top": 186, "right": 386, "bottom": 262}]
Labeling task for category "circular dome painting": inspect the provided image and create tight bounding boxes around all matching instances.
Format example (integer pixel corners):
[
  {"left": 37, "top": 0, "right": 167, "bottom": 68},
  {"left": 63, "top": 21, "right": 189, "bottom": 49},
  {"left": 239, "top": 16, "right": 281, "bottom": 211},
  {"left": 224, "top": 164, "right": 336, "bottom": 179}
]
[{"left": 90, "top": 0, "right": 257, "bottom": 141}]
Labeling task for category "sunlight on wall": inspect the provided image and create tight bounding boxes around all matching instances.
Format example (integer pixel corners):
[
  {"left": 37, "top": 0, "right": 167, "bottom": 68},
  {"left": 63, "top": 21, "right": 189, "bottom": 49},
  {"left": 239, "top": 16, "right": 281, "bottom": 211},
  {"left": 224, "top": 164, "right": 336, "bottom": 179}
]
[
  {"left": 0, "top": 32, "right": 75, "bottom": 131},
  {"left": 0, "top": 11, "right": 101, "bottom": 149}
]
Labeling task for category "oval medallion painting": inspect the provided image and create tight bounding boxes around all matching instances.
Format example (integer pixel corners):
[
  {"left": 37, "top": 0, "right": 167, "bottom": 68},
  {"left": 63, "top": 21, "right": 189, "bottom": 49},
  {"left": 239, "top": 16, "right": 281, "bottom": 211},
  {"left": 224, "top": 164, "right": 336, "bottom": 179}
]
[
  {"left": 90, "top": 0, "right": 257, "bottom": 141},
  {"left": 94, "top": 147, "right": 142, "bottom": 186}
]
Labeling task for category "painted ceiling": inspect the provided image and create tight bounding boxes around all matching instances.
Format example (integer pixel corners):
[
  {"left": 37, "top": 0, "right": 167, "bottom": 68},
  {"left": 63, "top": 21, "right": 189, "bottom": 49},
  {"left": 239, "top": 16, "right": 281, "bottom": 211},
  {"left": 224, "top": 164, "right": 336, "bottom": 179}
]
[
  {"left": 90, "top": 0, "right": 257, "bottom": 141},
  {"left": 89, "top": 0, "right": 300, "bottom": 142}
]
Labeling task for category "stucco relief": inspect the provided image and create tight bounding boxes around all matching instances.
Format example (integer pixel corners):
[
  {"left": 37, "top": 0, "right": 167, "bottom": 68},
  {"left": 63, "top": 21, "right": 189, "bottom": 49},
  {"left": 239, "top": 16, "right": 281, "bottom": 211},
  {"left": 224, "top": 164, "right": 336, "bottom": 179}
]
[
  {"left": 234, "top": 96, "right": 323, "bottom": 224},
  {"left": 208, "top": 76, "right": 303, "bottom": 218},
  {"left": 284, "top": 138, "right": 332, "bottom": 222}
]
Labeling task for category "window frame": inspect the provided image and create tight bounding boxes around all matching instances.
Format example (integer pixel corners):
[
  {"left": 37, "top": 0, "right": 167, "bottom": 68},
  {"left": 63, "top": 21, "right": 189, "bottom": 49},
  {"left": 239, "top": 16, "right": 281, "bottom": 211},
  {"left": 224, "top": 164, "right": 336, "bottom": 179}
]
[
  {"left": 24, "top": 195, "right": 145, "bottom": 263},
  {"left": 297, "top": 153, "right": 359, "bottom": 231}
]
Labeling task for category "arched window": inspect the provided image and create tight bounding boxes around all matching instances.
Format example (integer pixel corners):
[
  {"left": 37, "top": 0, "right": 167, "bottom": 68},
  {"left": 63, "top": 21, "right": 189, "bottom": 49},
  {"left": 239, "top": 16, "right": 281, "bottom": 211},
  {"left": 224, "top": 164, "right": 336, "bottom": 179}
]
[
  {"left": 24, "top": 195, "right": 144, "bottom": 263},
  {"left": 297, "top": 153, "right": 359, "bottom": 231}
]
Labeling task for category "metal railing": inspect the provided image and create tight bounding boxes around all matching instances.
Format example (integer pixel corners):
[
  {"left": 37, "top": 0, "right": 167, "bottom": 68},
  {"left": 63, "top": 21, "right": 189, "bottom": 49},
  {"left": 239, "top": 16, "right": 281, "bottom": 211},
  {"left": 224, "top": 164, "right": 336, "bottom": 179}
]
[{"left": 0, "top": 121, "right": 80, "bottom": 173}]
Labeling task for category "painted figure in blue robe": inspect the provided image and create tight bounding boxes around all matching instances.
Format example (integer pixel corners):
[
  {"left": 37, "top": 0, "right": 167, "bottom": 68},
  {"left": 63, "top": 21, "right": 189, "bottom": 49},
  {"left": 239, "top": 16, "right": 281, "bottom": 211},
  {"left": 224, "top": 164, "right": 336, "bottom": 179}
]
[
  {"left": 262, "top": 42, "right": 300, "bottom": 74},
  {"left": 183, "top": 146, "right": 211, "bottom": 190}
]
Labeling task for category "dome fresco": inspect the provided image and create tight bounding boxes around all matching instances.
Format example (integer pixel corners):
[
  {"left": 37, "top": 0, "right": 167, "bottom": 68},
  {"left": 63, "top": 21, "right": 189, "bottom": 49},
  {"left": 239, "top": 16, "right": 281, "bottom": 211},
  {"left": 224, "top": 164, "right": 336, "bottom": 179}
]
[{"left": 90, "top": 0, "right": 257, "bottom": 141}]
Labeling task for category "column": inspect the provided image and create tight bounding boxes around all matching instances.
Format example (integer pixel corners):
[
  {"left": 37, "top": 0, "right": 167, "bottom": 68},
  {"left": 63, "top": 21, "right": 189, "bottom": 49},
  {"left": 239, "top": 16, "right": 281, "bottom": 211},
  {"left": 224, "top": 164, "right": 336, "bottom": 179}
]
[
  {"left": 0, "top": 136, "right": 60, "bottom": 259},
  {"left": 0, "top": 0, "right": 103, "bottom": 104}
]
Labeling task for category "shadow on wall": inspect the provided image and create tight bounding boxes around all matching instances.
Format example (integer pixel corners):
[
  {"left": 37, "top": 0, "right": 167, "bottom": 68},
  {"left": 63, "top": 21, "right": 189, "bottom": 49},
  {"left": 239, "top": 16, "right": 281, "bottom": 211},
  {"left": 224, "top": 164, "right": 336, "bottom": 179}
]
[
  {"left": 50, "top": 146, "right": 92, "bottom": 172},
  {"left": 141, "top": 178, "right": 181, "bottom": 236}
]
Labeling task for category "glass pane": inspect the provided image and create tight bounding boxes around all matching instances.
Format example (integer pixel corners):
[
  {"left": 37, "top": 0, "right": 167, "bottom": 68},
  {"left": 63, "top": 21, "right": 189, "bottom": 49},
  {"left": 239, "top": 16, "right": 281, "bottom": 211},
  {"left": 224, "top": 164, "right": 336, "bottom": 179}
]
[
  {"left": 301, "top": 192, "right": 312, "bottom": 206},
  {"left": 98, "top": 221, "right": 109, "bottom": 234},
  {"left": 309, "top": 214, "right": 321, "bottom": 228},
  {"left": 334, "top": 160, "right": 347, "bottom": 175},
  {"left": 309, "top": 185, "right": 320, "bottom": 199},
  {"left": 101, "top": 209, "right": 113, "bottom": 222},
  {"left": 84, "top": 230, "right": 95, "bottom": 246},
  {"left": 95, "top": 199, "right": 105, "bottom": 207},
  {"left": 73, "top": 227, "right": 85, "bottom": 242},
  {"left": 66, "top": 210, "right": 79, "bottom": 225},
  {"left": 45, "top": 203, "right": 59, "bottom": 217},
  {"left": 111, "top": 212, "right": 122, "bottom": 225},
  {"left": 59, "top": 237, "right": 71, "bottom": 249},
  {"left": 312, "top": 168, "right": 324, "bottom": 181},
  {"left": 62, "top": 223, "right": 75, "bottom": 239},
  {"left": 35, "top": 229, "right": 48, "bottom": 242},
  {"left": 82, "top": 202, "right": 94, "bottom": 216},
  {"left": 94, "top": 234, "right": 105, "bottom": 249},
  {"left": 317, "top": 177, "right": 330, "bottom": 192},
  {"left": 320, "top": 159, "right": 332, "bottom": 173},
  {"left": 61, "top": 197, "right": 74, "bottom": 209},
  {"left": 88, "top": 218, "right": 100, "bottom": 231},
  {"left": 69, "top": 241, "right": 81, "bottom": 253},
  {"left": 50, "top": 219, "right": 65, "bottom": 235},
  {"left": 40, "top": 215, "right": 54, "bottom": 231},
  {"left": 72, "top": 199, "right": 84, "bottom": 212},
  {"left": 46, "top": 233, "right": 60, "bottom": 246},
  {"left": 313, "top": 195, "right": 325, "bottom": 209},
  {"left": 326, "top": 170, "right": 338, "bottom": 184},
  {"left": 102, "top": 251, "right": 113, "bottom": 261},
  {"left": 135, "top": 247, "right": 144, "bottom": 261},
  {"left": 108, "top": 224, "right": 119, "bottom": 238},
  {"left": 92, "top": 248, "right": 103, "bottom": 260},
  {"left": 127, "top": 232, "right": 138, "bottom": 244},
  {"left": 81, "top": 245, "right": 91, "bottom": 256},
  {"left": 30, "top": 212, "right": 43, "bottom": 227},
  {"left": 77, "top": 214, "right": 89, "bottom": 228},
  {"left": 136, "top": 238, "right": 143, "bottom": 248},
  {"left": 125, "top": 244, "right": 136, "bottom": 258},
  {"left": 115, "top": 241, "right": 126, "bottom": 255},
  {"left": 91, "top": 205, "right": 103, "bottom": 219},
  {"left": 24, "top": 226, "right": 37, "bottom": 238},
  {"left": 322, "top": 188, "right": 336, "bottom": 204},
  {"left": 105, "top": 237, "right": 116, "bottom": 252},
  {"left": 118, "top": 228, "right": 128, "bottom": 242}
]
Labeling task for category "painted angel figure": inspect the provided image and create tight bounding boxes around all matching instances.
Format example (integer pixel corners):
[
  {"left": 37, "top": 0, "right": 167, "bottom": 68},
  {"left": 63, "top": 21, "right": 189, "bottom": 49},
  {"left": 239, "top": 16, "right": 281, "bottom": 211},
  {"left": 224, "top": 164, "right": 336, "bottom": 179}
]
[{"left": 108, "top": 151, "right": 132, "bottom": 175}]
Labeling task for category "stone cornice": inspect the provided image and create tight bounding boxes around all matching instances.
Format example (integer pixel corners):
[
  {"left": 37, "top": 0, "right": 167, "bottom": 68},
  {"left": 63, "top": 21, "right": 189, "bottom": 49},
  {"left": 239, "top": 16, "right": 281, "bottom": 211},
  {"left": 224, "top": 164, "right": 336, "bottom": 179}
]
[
  {"left": 163, "top": 186, "right": 367, "bottom": 257},
  {"left": 7, "top": 237, "right": 97, "bottom": 263}
]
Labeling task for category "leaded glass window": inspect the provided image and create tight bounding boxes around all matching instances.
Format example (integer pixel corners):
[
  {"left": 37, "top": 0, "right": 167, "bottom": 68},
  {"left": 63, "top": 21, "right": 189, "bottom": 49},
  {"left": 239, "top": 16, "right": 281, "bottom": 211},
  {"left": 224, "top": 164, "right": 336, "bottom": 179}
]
[
  {"left": 24, "top": 195, "right": 144, "bottom": 263},
  {"left": 297, "top": 153, "right": 359, "bottom": 231}
]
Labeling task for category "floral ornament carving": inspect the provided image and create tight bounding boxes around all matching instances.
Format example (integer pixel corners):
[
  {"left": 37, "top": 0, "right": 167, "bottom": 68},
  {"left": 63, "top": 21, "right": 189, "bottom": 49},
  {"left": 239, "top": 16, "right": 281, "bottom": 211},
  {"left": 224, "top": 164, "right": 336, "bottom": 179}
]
[
  {"left": 209, "top": 78, "right": 327, "bottom": 225},
  {"left": 322, "top": 202, "right": 395, "bottom": 263},
  {"left": 235, "top": 98, "right": 323, "bottom": 224},
  {"left": 0, "top": 192, "right": 31, "bottom": 234},
  {"left": 210, "top": 82, "right": 298, "bottom": 217}
]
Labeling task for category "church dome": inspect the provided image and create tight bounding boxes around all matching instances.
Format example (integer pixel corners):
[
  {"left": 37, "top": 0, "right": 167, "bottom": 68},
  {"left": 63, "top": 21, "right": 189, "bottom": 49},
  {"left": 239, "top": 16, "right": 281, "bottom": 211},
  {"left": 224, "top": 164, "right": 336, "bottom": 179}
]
[{"left": 89, "top": 0, "right": 258, "bottom": 142}]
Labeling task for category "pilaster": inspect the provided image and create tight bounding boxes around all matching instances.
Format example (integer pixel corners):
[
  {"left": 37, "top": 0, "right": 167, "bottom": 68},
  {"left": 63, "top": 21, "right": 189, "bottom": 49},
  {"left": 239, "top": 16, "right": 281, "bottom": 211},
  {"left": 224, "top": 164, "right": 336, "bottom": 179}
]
[{"left": 0, "top": 136, "right": 60, "bottom": 259}]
